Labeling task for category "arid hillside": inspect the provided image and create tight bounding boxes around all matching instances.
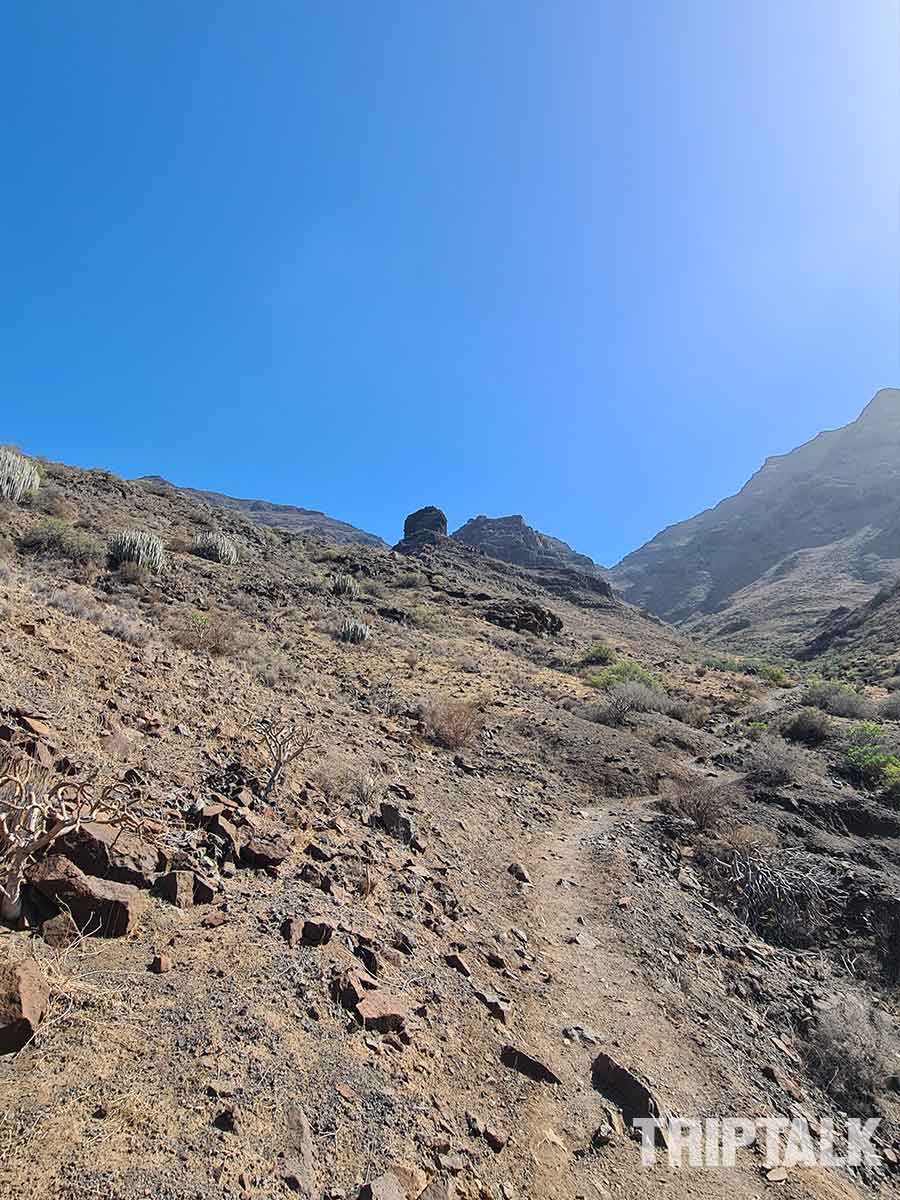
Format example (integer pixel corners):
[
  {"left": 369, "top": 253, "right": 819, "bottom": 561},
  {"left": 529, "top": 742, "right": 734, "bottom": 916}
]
[
  {"left": 2, "top": 449, "right": 900, "bottom": 1200},
  {"left": 611, "top": 389, "right": 900, "bottom": 652}
]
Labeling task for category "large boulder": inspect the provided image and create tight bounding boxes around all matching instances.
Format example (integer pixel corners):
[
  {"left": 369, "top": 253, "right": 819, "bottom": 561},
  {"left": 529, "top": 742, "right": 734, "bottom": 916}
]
[
  {"left": 55, "top": 821, "right": 162, "bottom": 889},
  {"left": 403, "top": 507, "right": 447, "bottom": 539},
  {"left": 28, "top": 855, "right": 148, "bottom": 936},
  {"left": 0, "top": 959, "right": 50, "bottom": 1052}
]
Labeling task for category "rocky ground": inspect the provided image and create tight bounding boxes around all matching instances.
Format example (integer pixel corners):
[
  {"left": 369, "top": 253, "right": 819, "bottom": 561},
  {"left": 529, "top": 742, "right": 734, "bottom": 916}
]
[{"left": 1, "top": 458, "right": 900, "bottom": 1200}]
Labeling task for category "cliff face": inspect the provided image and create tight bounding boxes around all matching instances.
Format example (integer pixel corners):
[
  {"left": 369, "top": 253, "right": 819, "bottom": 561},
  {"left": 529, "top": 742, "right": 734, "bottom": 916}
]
[
  {"left": 609, "top": 389, "right": 900, "bottom": 647},
  {"left": 451, "top": 514, "right": 606, "bottom": 576}
]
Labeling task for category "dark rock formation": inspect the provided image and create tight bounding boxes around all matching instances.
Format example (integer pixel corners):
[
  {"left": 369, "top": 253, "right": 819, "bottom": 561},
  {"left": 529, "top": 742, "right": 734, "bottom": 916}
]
[
  {"left": 404, "top": 506, "right": 448, "bottom": 539},
  {"left": 483, "top": 599, "right": 563, "bottom": 636},
  {"left": 451, "top": 514, "right": 605, "bottom": 575}
]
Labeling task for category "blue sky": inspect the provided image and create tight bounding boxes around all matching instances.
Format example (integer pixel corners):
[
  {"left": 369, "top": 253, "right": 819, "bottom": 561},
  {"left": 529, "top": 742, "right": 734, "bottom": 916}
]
[{"left": 3, "top": 1, "right": 897, "bottom": 564}]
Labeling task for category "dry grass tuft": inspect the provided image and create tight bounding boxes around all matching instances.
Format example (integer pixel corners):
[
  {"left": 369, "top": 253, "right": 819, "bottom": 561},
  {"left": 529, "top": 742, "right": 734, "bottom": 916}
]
[{"left": 423, "top": 697, "right": 484, "bottom": 750}]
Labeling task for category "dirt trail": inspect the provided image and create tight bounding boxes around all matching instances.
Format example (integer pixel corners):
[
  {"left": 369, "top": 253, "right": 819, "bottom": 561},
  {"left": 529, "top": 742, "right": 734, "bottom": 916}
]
[{"left": 517, "top": 794, "right": 869, "bottom": 1200}]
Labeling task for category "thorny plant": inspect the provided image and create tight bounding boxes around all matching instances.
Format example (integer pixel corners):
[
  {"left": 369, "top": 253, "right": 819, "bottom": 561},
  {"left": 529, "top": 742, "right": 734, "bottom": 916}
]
[
  {"left": 0, "top": 752, "right": 147, "bottom": 923},
  {"left": 250, "top": 717, "right": 315, "bottom": 799}
]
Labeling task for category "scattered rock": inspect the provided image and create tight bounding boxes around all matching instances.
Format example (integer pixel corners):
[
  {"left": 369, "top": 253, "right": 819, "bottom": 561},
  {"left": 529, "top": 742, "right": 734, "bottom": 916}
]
[
  {"left": 473, "top": 987, "right": 511, "bottom": 1024},
  {"left": 240, "top": 834, "right": 290, "bottom": 869},
  {"left": 507, "top": 863, "right": 531, "bottom": 884},
  {"left": 356, "top": 989, "right": 410, "bottom": 1034},
  {"left": 0, "top": 959, "right": 49, "bottom": 1053},
  {"left": 445, "top": 952, "right": 471, "bottom": 978},
  {"left": 279, "top": 1104, "right": 319, "bottom": 1197},
  {"left": 150, "top": 953, "right": 173, "bottom": 974},
  {"left": 156, "top": 870, "right": 216, "bottom": 909},
  {"left": 483, "top": 599, "right": 562, "bottom": 637},
  {"left": 371, "top": 801, "right": 416, "bottom": 846},
  {"left": 591, "top": 1052, "right": 665, "bottom": 1124},
  {"left": 29, "top": 855, "right": 148, "bottom": 936},
  {"left": 500, "top": 1044, "right": 561, "bottom": 1085}
]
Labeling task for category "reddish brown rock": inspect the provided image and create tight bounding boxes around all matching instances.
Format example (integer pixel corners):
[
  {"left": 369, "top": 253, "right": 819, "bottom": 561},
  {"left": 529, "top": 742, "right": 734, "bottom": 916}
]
[
  {"left": 29, "top": 855, "right": 148, "bottom": 937},
  {"left": 41, "top": 911, "right": 79, "bottom": 949},
  {"left": 56, "top": 821, "right": 161, "bottom": 889},
  {"left": 240, "top": 835, "right": 290, "bottom": 869},
  {"left": 150, "top": 953, "right": 173, "bottom": 974},
  {"left": 156, "top": 870, "right": 215, "bottom": 908},
  {"left": 0, "top": 959, "right": 50, "bottom": 1052},
  {"left": 356, "top": 989, "right": 409, "bottom": 1034}
]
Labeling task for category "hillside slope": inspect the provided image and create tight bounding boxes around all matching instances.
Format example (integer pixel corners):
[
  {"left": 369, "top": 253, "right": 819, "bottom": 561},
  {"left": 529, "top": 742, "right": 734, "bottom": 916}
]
[
  {"left": 1, "top": 454, "right": 900, "bottom": 1199},
  {"left": 139, "top": 476, "right": 388, "bottom": 548},
  {"left": 610, "top": 389, "right": 900, "bottom": 650}
]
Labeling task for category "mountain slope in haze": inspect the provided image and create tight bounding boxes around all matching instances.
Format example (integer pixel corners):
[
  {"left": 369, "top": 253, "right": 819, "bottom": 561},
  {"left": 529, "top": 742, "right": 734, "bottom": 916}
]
[
  {"left": 451, "top": 513, "right": 607, "bottom": 576},
  {"left": 138, "top": 477, "right": 387, "bottom": 547},
  {"left": 609, "top": 389, "right": 900, "bottom": 649}
]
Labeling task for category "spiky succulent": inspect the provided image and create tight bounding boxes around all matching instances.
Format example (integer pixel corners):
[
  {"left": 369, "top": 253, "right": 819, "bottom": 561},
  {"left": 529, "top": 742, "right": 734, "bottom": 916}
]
[
  {"left": 193, "top": 531, "right": 238, "bottom": 565},
  {"left": 339, "top": 618, "right": 370, "bottom": 644},
  {"left": 108, "top": 529, "right": 165, "bottom": 573},
  {"left": 0, "top": 447, "right": 40, "bottom": 504}
]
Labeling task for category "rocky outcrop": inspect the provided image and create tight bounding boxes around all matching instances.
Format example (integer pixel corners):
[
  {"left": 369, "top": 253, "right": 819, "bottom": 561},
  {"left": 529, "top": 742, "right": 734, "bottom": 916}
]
[
  {"left": 483, "top": 599, "right": 562, "bottom": 636},
  {"left": 404, "top": 506, "right": 447, "bottom": 539},
  {"left": 451, "top": 514, "right": 605, "bottom": 576},
  {"left": 28, "top": 855, "right": 149, "bottom": 936}
]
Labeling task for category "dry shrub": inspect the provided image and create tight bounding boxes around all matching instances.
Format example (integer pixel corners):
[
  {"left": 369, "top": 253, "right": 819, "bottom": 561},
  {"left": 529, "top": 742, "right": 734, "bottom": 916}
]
[
  {"left": 423, "top": 697, "right": 484, "bottom": 750},
  {"left": 805, "top": 995, "right": 897, "bottom": 1106},
  {"left": 783, "top": 707, "right": 832, "bottom": 746},
  {"left": 101, "top": 613, "right": 151, "bottom": 647},
  {"left": 116, "top": 560, "right": 147, "bottom": 586},
  {"left": 173, "top": 611, "right": 240, "bottom": 657},
  {"left": 308, "top": 756, "right": 376, "bottom": 803},
  {"left": 744, "top": 736, "right": 799, "bottom": 787},
  {"left": 664, "top": 779, "right": 743, "bottom": 834}
]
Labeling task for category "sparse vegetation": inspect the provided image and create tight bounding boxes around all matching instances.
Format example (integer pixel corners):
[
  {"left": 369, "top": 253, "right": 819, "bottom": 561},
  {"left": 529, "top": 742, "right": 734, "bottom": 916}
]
[
  {"left": 805, "top": 995, "right": 896, "bottom": 1106},
  {"left": 664, "top": 780, "right": 742, "bottom": 834},
  {"left": 744, "top": 736, "right": 798, "bottom": 787},
  {"left": 338, "top": 617, "right": 370, "bottom": 644},
  {"left": 108, "top": 529, "right": 165, "bottom": 573},
  {"left": 0, "top": 447, "right": 40, "bottom": 504},
  {"left": 584, "top": 660, "right": 658, "bottom": 690},
  {"left": 192, "top": 531, "right": 238, "bottom": 565},
  {"left": 581, "top": 640, "right": 615, "bottom": 667},
  {"left": 330, "top": 572, "right": 359, "bottom": 598},
  {"left": 251, "top": 717, "right": 314, "bottom": 799},
  {"left": 783, "top": 707, "right": 832, "bottom": 746},
  {"left": 397, "top": 569, "right": 426, "bottom": 589},
  {"left": 423, "top": 697, "right": 483, "bottom": 749},
  {"left": 20, "top": 519, "right": 102, "bottom": 566},
  {"left": 843, "top": 723, "right": 900, "bottom": 789},
  {"left": 802, "top": 679, "right": 874, "bottom": 719}
]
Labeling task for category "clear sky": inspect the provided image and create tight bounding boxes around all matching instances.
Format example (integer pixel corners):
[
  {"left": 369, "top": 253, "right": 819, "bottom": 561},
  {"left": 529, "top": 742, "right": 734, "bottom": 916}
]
[{"left": 3, "top": 2, "right": 898, "bottom": 563}]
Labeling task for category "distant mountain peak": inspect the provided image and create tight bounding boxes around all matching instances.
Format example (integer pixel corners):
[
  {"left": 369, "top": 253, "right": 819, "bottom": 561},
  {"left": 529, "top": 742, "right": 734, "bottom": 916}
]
[{"left": 450, "top": 513, "right": 606, "bottom": 575}]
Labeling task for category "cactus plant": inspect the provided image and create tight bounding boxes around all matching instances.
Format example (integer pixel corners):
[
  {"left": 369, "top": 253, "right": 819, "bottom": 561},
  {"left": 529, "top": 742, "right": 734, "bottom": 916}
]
[
  {"left": 192, "top": 531, "right": 238, "bottom": 565},
  {"left": 0, "top": 447, "right": 40, "bottom": 504},
  {"left": 331, "top": 572, "right": 359, "bottom": 598},
  {"left": 108, "top": 529, "right": 165, "bottom": 573},
  {"left": 339, "top": 618, "right": 370, "bottom": 644}
]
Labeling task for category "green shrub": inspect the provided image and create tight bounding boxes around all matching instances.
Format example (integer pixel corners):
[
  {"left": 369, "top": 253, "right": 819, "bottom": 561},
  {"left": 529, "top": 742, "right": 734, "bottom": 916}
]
[
  {"left": 585, "top": 660, "right": 658, "bottom": 690},
  {"left": 581, "top": 641, "right": 615, "bottom": 667},
  {"left": 753, "top": 662, "right": 790, "bottom": 685},
  {"left": 783, "top": 708, "right": 832, "bottom": 746},
  {"left": 843, "top": 723, "right": 900, "bottom": 789},
  {"left": 192, "top": 531, "right": 238, "bottom": 565},
  {"left": 397, "top": 570, "right": 426, "bottom": 590},
  {"left": 702, "top": 654, "right": 742, "bottom": 673},
  {"left": 108, "top": 529, "right": 165, "bottom": 573},
  {"left": 20, "top": 519, "right": 102, "bottom": 566},
  {"left": 882, "top": 692, "right": 900, "bottom": 720},
  {"left": 0, "top": 447, "right": 40, "bottom": 504}
]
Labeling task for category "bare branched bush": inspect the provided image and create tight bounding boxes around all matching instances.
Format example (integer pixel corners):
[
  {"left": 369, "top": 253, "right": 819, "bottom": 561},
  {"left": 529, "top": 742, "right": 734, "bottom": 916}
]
[
  {"left": 0, "top": 447, "right": 40, "bottom": 504},
  {"left": 0, "top": 753, "right": 146, "bottom": 923},
  {"left": 192, "top": 531, "right": 238, "bottom": 565},
  {"left": 423, "top": 698, "right": 484, "bottom": 750},
  {"left": 101, "top": 613, "right": 151, "bottom": 646},
  {"left": 704, "top": 842, "right": 835, "bottom": 945},
  {"left": 250, "top": 717, "right": 314, "bottom": 799},
  {"left": 805, "top": 995, "right": 897, "bottom": 1106},
  {"left": 744, "top": 736, "right": 799, "bottom": 787}
]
